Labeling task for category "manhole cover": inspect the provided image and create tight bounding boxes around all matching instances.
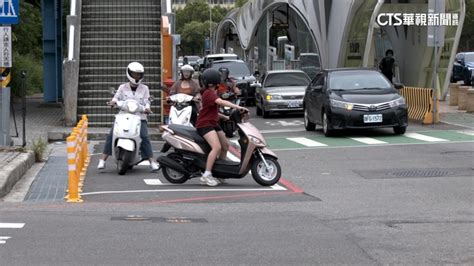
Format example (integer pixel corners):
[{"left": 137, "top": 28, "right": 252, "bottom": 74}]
[
  {"left": 111, "top": 215, "right": 151, "bottom": 221},
  {"left": 354, "top": 168, "right": 474, "bottom": 179}
]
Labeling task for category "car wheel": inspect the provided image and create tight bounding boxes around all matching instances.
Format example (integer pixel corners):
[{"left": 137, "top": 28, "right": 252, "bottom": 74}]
[
  {"left": 322, "top": 111, "right": 334, "bottom": 137},
  {"left": 256, "top": 105, "right": 262, "bottom": 116},
  {"left": 393, "top": 126, "right": 407, "bottom": 135},
  {"left": 304, "top": 108, "right": 315, "bottom": 131},
  {"left": 262, "top": 108, "right": 271, "bottom": 118}
]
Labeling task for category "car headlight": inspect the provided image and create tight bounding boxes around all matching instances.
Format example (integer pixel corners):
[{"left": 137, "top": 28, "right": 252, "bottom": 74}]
[
  {"left": 266, "top": 94, "right": 283, "bottom": 101},
  {"left": 389, "top": 97, "right": 406, "bottom": 108},
  {"left": 126, "top": 101, "right": 139, "bottom": 113},
  {"left": 330, "top": 99, "right": 353, "bottom": 110}
]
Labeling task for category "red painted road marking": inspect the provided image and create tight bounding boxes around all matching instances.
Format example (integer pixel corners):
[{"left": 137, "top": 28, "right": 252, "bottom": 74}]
[{"left": 228, "top": 144, "right": 304, "bottom": 193}]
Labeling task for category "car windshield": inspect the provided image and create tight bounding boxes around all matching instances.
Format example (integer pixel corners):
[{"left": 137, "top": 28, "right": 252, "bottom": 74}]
[
  {"left": 186, "top": 56, "right": 200, "bottom": 63},
  {"left": 211, "top": 62, "right": 251, "bottom": 77},
  {"left": 463, "top": 53, "right": 474, "bottom": 62},
  {"left": 329, "top": 71, "right": 392, "bottom": 91},
  {"left": 300, "top": 54, "right": 321, "bottom": 68},
  {"left": 264, "top": 72, "right": 310, "bottom": 87}
]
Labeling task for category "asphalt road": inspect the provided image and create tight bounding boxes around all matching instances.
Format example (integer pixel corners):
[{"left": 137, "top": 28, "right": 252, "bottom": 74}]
[{"left": 1, "top": 107, "right": 473, "bottom": 265}]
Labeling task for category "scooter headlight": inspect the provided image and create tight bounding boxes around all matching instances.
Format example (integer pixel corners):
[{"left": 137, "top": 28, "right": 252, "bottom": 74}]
[
  {"left": 126, "top": 101, "right": 139, "bottom": 113},
  {"left": 248, "top": 134, "right": 266, "bottom": 146}
]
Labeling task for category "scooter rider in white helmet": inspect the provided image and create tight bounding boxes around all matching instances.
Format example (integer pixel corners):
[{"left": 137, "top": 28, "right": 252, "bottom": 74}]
[
  {"left": 169, "top": 64, "right": 201, "bottom": 125},
  {"left": 97, "top": 62, "right": 160, "bottom": 171}
]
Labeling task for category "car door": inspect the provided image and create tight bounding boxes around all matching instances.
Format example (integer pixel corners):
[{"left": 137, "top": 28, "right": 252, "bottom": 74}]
[
  {"left": 308, "top": 73, "right": 325, "bottom": 124},
  {"left": 255, "top": 73, "right": 266, "bottom": 108}
]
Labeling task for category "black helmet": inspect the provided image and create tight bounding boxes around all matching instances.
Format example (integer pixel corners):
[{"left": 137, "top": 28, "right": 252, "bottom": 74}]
[
  {"left": 385, "top": 49, "right": 394, "bottom": 56},
  {"left": 201, "top": 68, "right": 220, "bottom": 88},
  {"left": 218, "top": 67, "right": 230, "bottom": 80}
]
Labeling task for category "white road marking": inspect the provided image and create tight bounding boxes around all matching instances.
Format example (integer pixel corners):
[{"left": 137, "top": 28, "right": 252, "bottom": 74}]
[
  {"left": 405, "top": 133, "right": 447, "bottom": 142},
  {"left": 270, "top": 184, "right": 286, "bottom": 190},
  {"left": 457, "top": 130, "right": 474, "bottom": 136},
  {"left": 81, "top": 187, "right": 287, "bottom": 196},
  {"left": 260, "top": 128, "right": 307, "bottom": 134},
  {"left": 144, "top": 179, "right": 163, "bottom": 186},
  {"left": 0, "top": 236, "right": 12, "bottom": 244},
  {"left": 0, "top": 223, "right": 25, "bottom": 229},
  {"left": 350, "top": 137, "right": 387, "bottom": 145},
  {"left": 287, "top": 137, "right": 327, "bottom": 147}
]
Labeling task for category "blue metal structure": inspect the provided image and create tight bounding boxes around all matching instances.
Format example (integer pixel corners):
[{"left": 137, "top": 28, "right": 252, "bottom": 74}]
[{"left": 42, "top": 0, "right": 63, "bottom": 102}]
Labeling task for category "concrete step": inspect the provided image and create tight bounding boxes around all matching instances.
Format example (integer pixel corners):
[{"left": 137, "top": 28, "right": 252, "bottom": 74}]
[
  {"left": 81, "top": 24, "right": 159, "bottom": 31},
  {"left": 84, "top": 121, "right": 162, "bottom": 129},
  {"left": 79, "top": 59, "right": 160, "bottom": 68},
  {"left": 81, "top": 17, "right": 160, "bottom": 25},
  {"left": 77, "top": 97, "right": 163, "bottom": 106},
  {"left": 80, "top": 52, "right": 161, "bottom": 61},
  {"left": 79, "top": 73, "right": 161, "bottom": 82},
  {"left": 82, "top": 11, "right": 160, "bottom": 19},
  {"left": 77, "top": 106, "right": 161, "bottom": 113},
  {"left": 48, "top": 127, "right": 163, "bottom": 141},
  {"left": 78, "top": 66, "right": 161, "bottom": 75},
  {"left": 81, "top": 38, "right": 160, "bottom": 46},
  {"left": 80, "top": 45, "right": 160, "bottom": 53},
  {"left": 79, "top": 113, "right": 162, "bottom": 126},
  {"left": 81, "top": 31, "right": 160, "bottom": 38}
]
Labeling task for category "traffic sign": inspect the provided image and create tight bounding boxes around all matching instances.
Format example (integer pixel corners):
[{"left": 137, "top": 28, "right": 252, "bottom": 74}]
[
  {"left": 0, "top": 0, "right": 19, "bottom": 24},
  {"left": 0, "top": 26, "right": 11, "bottom": 67}
]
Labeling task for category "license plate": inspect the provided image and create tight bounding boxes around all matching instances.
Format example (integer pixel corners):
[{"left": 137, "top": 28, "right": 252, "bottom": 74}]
[
  {"left": 363, "top": 114, "right": 383, "bottom": 123},
  {"left": 287, "top": 100, "right": 300, "bottom": 108}
]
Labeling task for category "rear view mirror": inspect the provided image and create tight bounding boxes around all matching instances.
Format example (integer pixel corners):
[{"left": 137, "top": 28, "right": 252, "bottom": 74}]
[
  {"left": 253, "top": 71, "right": 261, "bottom": 79},
  {"left": 393, "top": 83, "right": 404, "bottom": 90},
  {"left": 312, "top": 85, "right": 323, "bottom": 92}
]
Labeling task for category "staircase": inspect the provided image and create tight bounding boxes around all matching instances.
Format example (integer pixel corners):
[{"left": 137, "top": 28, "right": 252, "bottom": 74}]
[{"left": 77, "top": 0, "right": 162, "bottom": 127}]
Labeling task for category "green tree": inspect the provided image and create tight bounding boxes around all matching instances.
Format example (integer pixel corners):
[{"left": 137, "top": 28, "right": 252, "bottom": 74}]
[
  {"left": 459, "top": 0, "right": 474, "bottom": 50},
  {"left": 235, "top": 0, "right": 249, "bottom": 8},
  {"left": 175, "top": 0, "right": 231, "bottom": 56}
]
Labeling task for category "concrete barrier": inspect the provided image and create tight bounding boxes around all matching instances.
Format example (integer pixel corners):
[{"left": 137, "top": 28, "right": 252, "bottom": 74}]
[
  {"left": 467, "top": 89, "right": 474, "bottom": 113},
  {"left": 458, "top": 86, "right": 469, "bottom": 110},
  {"left": 448, "top": 83, "right": 460, "bottom": 106},
  {"left": 399, "top": 87, "right": 439, "bottom": 124}
]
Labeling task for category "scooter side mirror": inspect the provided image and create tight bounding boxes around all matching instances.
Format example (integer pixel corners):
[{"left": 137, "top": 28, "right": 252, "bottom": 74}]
[
  {"left": 149, "top": 96, "right": 155, "bottom": 103},
  {"left": 109, "top": 87, "right": 116, "bottom": 95}
]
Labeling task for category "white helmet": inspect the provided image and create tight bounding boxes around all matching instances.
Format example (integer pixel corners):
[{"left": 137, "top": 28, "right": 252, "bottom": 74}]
[
  {"left": 180, "top": 64, "right": 194, "bottom": 80},
  {"left": 126, "top": 62, "right": 145, "bottom": 85}
]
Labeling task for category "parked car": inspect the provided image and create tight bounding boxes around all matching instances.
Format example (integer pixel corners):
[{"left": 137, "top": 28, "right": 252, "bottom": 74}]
[
  {"left": 200, "top": 53, "right": 238, "bottom": 71},
  {"left": 451, "top": 52, "right": 474, "bottom": 85},
  {"left": 255, "top": 70, "right": 311, "bottom": 118},
  {"left": 210, "top": 60, "right": 258, "bottom": 105},
  {"left": 184, "top": 55, "right": 201, "bottom": 69},
  {"left": 303, "top": 68, "right": 408, "bottom": 136}
]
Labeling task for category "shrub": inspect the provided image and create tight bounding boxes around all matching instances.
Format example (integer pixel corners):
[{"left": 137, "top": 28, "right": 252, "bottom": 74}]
[
  {"left": 10, "top": 52, "right": 43, "bottom": 97},
  {"left": 30, "top": 137, "right": 48, "bottom": 162}
]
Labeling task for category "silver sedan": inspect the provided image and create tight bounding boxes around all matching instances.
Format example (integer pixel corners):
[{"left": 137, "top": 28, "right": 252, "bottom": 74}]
[{"left": 254, "top": 70, "right": 311, "bottom": 118}]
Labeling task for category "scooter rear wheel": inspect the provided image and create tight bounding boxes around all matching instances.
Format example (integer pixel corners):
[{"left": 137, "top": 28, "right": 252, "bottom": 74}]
[
  {"left": 251, "top": 155, "right": 281, "bottom": 186},
  {"left": 162, "top": 153, "right": 190, "bottom": 184}
]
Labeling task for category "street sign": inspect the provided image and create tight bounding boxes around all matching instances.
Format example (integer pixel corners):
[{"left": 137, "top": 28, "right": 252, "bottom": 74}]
[
  {"left": 0, "top": 26, "right": 11, "bottom": 67},
  {"left": 0, "top": 0, "right": 19, "bottom": 24}
]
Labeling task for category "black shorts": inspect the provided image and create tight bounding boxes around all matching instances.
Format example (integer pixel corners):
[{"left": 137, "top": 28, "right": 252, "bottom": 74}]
[{"left": 197, "top": 125, "right": 222, "bottom": 137}]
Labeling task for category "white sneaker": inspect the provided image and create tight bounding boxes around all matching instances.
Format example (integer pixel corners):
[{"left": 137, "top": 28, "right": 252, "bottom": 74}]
[
  {"left": 150, "top": 161, "right": 160, "bottom": 172},
  {"left": 97, "top": 159, "right": 106, "bottom": 170},
  {"left": 200, "top": 175, "right": 219, "bottom": 187},
  {"left": 216, "top": 178, "right": 227, "bottom": 184}
]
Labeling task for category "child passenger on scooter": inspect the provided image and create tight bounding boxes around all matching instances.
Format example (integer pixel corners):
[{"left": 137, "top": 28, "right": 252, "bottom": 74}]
[
  {"left": 97, "top": 62, "right": 160, "bottom": 171},
  {"left": 197, "top": 69, "right": 249, "bottom": 186}
]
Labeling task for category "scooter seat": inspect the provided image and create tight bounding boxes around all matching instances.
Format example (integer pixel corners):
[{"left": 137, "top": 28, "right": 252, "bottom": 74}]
[{"left": 168, "top": 124, "right": 208, "bottom": 146}]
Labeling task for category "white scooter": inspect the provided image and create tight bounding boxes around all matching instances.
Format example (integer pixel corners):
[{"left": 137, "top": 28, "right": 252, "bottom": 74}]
[
  {"left": 109, "top": 98, "right": 148, "bottom": 175},
  {"left": 168, "top": 93, "right": 195, "bottom": 127},
  {"left": 161, "top": 93, "right": 195, "bottom": 153}
]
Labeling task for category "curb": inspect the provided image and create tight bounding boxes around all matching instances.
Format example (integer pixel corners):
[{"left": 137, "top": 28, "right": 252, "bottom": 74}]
[{"left": 0, "top": 151, "right": 35, "bottom": 198}]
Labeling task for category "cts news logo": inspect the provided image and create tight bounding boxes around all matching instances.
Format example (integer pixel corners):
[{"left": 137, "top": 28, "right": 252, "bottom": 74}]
[{"left": 377, "top": 12, "right": 459, "bottom": 26}]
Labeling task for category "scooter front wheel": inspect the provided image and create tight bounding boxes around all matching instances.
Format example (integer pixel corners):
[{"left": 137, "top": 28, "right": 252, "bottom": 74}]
[
  {"left": 251, "top": 155, "right": 281, "bottom": 186},
  {"left": 118, "top": 149, "right": 133, "bottom": 175},
  {"left": 162, "top": 153, "right": 190, "bottom": 184}
]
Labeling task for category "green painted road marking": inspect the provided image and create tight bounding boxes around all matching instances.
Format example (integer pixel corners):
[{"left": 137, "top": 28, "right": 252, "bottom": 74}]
[{"left": 264, "top": 130, "right": 474, "bottom": 150}]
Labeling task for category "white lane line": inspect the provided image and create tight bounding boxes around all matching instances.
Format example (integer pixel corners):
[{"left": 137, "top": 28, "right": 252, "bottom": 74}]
[
  {"left": 0, "top": 236, "right": 12, "bottom": 244},
  {"left": 270, "top": 184, "right": 286, "bottom": 191},
  {"left": 405, "top": 133, "right": 447, "bottom": 142},
  {"left": 287, "top": 137, "right": 328, "bottom": 147},
  {"left": 350, "top": 137, "right": 387, "bottom": 145},
  {"left": 0, "top": 223, "right": 25, "bottom": 229},
  {"left": 81, "top": 187, "right": 284, "bottom": 196},
  {"left": 144, "top": 179, "right": 164, "bottom": 186},
  {"left": 260, "top": 128, "right": 307, "bottom": 134},
  {"left": 457, "top": 130, "right": 474, "bottom": 136}
]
